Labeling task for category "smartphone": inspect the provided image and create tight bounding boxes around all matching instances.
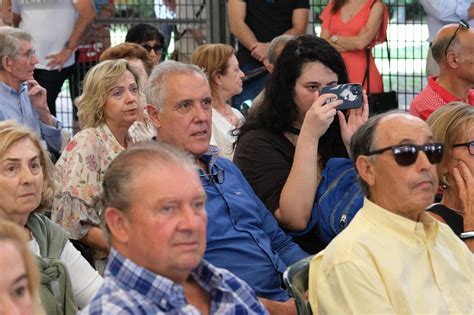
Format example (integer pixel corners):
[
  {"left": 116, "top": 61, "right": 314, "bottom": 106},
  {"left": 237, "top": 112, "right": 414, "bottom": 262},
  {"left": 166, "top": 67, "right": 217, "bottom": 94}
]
[{"left": 320, "top": 83, "right": 363, "bottom": 110}]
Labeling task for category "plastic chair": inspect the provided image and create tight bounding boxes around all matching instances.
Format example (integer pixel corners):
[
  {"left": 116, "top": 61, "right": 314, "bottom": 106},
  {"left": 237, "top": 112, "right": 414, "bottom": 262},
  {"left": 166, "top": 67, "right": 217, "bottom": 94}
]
[{"left": 283, "top": 255, "right": 314, "bottom": 315}]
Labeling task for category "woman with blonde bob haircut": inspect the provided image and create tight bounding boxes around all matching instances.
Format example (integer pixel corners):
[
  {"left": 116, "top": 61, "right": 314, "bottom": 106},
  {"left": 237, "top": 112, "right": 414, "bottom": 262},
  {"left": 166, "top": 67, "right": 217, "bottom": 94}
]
[
  {"left": 191, "top": 43, "right": 245, "bottom": 159},
  {"left": 0, "top": 121, "right": 102, "bottom": 314},
  {"left": 100, "top": 43, "right": 156, "bottom": 142},
  {"left": 427, "top": 102, "right": 474, "bottom": 252},
  {"left": 0, "top": 219, "right": 43, "bottom": 315},
  {"left": 53, "top": 59, "right": 141, "bottom": 274}
]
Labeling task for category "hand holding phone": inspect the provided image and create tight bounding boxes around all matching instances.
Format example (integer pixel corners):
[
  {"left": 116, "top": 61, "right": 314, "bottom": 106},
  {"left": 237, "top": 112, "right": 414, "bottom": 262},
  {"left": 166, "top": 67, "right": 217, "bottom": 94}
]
[{"left": 320, "top": 83, "right": 363, "bottom": 110}]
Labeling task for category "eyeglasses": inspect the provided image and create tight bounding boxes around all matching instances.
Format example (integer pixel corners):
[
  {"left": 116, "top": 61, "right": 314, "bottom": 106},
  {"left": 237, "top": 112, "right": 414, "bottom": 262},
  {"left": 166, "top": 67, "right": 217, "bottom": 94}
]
[
  {"left": 16, "top": 49, "right": 36, "bottom": 61},
  {"left": 444, "top": 20, "right": 469, "bottom": 57},
  {"left": 453, "top": 140, "right": 474, "bottom": 155},
  {"left": 365, "top": 143, "right": 444, "bottom": 166},
  {"left": 141, "top": 44, "right": 164, "bottom": 55},
  {"left": 199, "top": 167, "right": 224, "bottom": 186}
]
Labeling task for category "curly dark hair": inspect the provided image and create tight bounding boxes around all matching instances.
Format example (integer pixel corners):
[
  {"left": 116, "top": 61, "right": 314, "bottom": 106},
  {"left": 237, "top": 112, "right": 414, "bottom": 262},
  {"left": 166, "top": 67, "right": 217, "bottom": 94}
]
[{"left": 235, "top": 34, "right": 350, "bottom": 168}]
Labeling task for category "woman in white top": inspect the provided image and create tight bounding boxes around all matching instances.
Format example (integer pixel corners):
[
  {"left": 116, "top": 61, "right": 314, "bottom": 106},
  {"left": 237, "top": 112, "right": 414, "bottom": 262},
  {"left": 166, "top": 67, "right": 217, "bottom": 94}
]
[
  {"left": 191, "top": 44, "right": 245, "bottom": 159},
  {"left": 0, "top": 120, "right": 102, "bottom": 314}
]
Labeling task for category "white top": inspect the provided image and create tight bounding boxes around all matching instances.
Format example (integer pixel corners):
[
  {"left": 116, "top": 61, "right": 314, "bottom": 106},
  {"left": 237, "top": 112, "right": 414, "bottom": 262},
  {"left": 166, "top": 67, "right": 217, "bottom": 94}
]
[
  {"left": 210, "top": 107, "right": 244, "bottom": 160},
  {"left": 419, "top": 0, "right": 474, "bottom": 42},
  {"left": 12, "top": 0, "right": 78, "bottom": 69},
  {"left": 29, "top": 238, "right": 103, "bottom": 309}
]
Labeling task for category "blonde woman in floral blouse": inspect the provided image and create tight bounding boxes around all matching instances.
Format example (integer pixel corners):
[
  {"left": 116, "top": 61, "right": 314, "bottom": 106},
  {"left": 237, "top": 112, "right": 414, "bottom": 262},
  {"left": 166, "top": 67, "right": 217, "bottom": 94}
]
[{"left": 52, "top": 59, "right": 140, "bottom": 274}]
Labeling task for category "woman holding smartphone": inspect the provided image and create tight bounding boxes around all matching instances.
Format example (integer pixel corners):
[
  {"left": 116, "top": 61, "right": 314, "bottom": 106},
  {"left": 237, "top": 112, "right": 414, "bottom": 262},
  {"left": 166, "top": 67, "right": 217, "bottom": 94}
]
[{"left": 233, "top": 35, "right": 368, "bottom": 253}]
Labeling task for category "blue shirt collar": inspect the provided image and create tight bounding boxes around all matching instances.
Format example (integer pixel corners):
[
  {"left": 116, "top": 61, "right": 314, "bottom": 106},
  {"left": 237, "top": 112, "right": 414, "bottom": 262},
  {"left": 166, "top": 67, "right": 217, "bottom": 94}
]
[{"left": 107, "top": 247, "right": 230, "bottom": 310}]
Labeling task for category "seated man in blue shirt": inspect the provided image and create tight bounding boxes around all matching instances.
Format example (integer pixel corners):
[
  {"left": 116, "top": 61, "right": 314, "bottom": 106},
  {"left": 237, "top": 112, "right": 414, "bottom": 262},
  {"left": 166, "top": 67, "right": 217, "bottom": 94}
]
[
  {"left": 145, "top": 61, "right": 308, "bottom": 315},
  {"left": 82, "top": 142, "right": 267, "bottom": 314},
  {"left": 0, "top": 26, "right": 62, "bottom": 153}
]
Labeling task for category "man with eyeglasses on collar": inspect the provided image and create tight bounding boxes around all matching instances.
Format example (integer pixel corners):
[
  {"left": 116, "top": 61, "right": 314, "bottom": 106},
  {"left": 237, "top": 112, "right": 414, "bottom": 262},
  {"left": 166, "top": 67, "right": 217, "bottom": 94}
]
[
  {"left": 410, "top": 21, "right": 474, "bottom": 121},
  {"left": 145, "top": 60, "right": 308, "bottom": 315},
  {"left": 0, "top": 26, "right": 62, "bottom": 154},
  {"left": 309, "top": 111, "right": 473, "bottom": 314}
]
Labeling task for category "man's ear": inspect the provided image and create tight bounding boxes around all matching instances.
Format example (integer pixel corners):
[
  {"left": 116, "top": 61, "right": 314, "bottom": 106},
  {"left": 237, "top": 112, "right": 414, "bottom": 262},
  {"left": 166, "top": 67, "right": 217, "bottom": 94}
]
[
  {"left": 445, "top": 51, "right": 460, "bottom": 69},
  {"left": 146, "top": 104, "right": 160, "bottom": 129},
  {"left": 2, "top": 55, "right": 13, "bottom": 72},
  {"left": 356, "top": 155, "right": 376, "bottom": 186},
  {"left": 104, "top": 207, "right": 130, "bottom": 244}
]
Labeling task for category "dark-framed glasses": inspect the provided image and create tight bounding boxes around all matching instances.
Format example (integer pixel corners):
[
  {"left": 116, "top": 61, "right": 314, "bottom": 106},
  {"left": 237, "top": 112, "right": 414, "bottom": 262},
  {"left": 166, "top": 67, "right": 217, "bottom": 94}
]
[
  {"left": 453, "top": 140, "right": 474, "bottom": 155},
  {"left": 199, "top": 167, "right": 225, "bottom": 186},
  {"left": 141, "top": 43, "right": 164, "bottom": 54},
  {"left": 444, "top": 19, "right": 470, "bottom": 57},
  {"left": 365, "top": 143, "right": 444, "bottom": 166}
]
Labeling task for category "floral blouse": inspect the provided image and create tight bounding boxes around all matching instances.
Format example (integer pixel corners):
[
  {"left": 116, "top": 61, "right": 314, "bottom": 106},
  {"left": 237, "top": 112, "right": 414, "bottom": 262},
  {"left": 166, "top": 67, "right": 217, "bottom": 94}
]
[{"left": 52, "top": 124, "right": 132, "bottom": 241}]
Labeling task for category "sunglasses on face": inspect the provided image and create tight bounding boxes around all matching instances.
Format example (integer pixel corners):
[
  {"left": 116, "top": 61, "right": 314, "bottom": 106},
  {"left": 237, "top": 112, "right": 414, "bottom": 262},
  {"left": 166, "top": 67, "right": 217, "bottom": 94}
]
[
  {"left": 141, "top": 44, "right": 164, "bottom": 54},
  {"left": 444, "top": 19, "right": 470, "bottom": 57},
  {"left": 365, "top": 143, "right": 444, "bottom": 167},
  {"left": 453, "top": 140, "right": 474, "bottom": 155}
]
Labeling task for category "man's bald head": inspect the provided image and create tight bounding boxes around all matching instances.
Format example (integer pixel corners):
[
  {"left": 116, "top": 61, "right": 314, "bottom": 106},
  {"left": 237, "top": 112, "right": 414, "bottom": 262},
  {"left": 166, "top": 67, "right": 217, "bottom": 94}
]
[{"left": 431, "top": 23, "right": 472, "bottom": 65}]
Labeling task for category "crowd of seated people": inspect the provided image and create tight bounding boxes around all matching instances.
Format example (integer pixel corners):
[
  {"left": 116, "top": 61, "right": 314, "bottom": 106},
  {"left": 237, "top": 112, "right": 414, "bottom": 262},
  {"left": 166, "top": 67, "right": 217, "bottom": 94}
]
[{"left": 0, "top": 2, "right": 473, "bottom": 313}]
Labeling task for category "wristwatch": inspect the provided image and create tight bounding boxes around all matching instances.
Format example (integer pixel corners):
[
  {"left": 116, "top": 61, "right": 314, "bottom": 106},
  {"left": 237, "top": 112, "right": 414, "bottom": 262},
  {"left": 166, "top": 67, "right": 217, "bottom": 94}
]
[
  {"left": 330, "top": 35, "right": 338, "bottom": 43},
  {"left": 64, "top": 40, "right": 77, "bottom": 51},
  {"left": 460, "top": 231, "right": 474, "bottom": 240}
]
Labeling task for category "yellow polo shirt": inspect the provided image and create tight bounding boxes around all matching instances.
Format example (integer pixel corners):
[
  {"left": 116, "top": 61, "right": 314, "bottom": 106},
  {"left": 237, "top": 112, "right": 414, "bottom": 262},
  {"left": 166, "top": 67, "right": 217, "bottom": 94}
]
[{"left": 309, "top": 198, "right": 473, "bottom": 314}]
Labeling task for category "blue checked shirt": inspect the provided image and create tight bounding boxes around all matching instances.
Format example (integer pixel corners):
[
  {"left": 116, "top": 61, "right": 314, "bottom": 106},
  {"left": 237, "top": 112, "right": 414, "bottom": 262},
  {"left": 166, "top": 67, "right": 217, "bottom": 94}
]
[{"left": 80, "top": 248, "right": 268, "bottom": 315}]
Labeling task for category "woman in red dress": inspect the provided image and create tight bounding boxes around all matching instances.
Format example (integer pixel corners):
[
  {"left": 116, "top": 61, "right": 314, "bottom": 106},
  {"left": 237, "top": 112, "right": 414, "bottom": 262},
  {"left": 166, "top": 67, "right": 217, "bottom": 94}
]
[{"left": 320, "top": 0, "right": 388, "bottom": 93}]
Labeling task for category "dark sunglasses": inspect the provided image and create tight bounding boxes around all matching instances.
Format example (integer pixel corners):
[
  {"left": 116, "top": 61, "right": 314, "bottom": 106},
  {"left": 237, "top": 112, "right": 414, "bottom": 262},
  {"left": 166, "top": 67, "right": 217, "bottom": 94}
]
[
  {"left": 444, "top": 19, "right": 469, "bottom": 57},
  {"left": 365, "top": 143, "right": 444, "bottom": 167},
  {"left": 141, "top": 44, "right": 164, "bottom": 54},
  {"left": 453, "top": 140, "right": 474, "bottom": 155}
]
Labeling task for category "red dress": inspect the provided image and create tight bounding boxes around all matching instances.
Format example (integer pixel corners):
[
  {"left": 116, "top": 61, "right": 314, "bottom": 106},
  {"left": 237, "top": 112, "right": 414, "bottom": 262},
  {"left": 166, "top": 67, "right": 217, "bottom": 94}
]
[{"left": 320, "top": 0, "right": 388, "bottom": 93}]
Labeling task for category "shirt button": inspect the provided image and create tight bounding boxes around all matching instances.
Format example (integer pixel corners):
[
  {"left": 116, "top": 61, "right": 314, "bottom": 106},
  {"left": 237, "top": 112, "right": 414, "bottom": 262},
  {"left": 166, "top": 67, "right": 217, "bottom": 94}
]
[{"left": 160, "top": 298, "right": 167, "bottom": 308}]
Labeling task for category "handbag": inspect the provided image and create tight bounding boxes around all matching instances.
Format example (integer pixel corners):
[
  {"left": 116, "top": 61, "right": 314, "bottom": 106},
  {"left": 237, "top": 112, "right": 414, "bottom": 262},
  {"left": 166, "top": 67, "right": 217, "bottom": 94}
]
[{"left": 364, "top": 42, "right": 398, "bottom": 115}]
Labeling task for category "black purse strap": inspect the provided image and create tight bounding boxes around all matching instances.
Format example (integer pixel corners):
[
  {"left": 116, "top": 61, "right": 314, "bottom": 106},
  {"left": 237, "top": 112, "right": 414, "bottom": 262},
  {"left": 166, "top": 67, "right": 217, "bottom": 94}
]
[{"left": 363, "top": 39, "right": 392, "bottom": 93}]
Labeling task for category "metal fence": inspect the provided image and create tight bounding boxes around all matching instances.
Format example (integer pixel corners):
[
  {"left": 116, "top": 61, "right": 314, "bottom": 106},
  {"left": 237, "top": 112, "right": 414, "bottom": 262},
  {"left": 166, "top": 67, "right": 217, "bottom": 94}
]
[{"left": 56, "top": 0, "right": 428, "bottom": 133}]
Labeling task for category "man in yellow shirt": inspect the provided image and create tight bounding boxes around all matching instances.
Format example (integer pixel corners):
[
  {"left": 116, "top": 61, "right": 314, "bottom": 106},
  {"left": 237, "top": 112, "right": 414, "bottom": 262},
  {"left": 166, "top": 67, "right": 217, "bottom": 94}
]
[{"left": 309, "top": 111, "right": 473, "bottom": 314}]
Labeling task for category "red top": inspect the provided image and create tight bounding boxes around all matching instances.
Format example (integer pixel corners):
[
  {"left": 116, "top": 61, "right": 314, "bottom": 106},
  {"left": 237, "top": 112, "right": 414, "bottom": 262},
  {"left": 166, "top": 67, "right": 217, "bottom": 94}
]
[
  {"left": 320, "top": 0, "right": 388, "bottom": 93},
  {"left": 410, "top": 76, "right": 474, "bottom": 120}
]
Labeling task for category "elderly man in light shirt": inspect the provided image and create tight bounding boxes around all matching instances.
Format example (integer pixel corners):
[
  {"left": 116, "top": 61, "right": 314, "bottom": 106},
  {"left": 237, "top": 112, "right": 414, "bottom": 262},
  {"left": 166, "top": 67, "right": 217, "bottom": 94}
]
[
  {"left": 0, "top": 26, "right": 62, "bottom": 153},
  {"left": 309, "top": 111, "right": 473, "bottom": 314}
]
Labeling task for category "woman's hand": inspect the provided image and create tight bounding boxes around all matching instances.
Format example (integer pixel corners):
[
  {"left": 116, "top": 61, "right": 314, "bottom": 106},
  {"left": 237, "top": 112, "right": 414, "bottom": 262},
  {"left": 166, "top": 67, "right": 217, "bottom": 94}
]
[
  {"left": 300, "top": 92, "right": 342, "bottom": 142},
  {"left": 338, "top": 91, "right": 369, "bottom": 155},
  {"left": 453, "top": 160, "right": 474, "bottom": 228}
]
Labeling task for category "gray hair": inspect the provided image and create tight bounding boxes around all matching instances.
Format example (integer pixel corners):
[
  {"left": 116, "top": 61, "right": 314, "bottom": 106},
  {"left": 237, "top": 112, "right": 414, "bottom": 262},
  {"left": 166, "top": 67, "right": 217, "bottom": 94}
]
[
  {"left": 144, "top": 60, "right": 207, "bottom": 111},
  {"left": 101, "top": 141, "right": 197, "bottom": 241},
  {"left": 268, "top": 34, "right": 294, "bottom": 65},
  {"left": 0, "top": 26, "right": 33, "bottom": 71},
  {"left": 350, "top": 110, "right": 407, "bottom": 197}
]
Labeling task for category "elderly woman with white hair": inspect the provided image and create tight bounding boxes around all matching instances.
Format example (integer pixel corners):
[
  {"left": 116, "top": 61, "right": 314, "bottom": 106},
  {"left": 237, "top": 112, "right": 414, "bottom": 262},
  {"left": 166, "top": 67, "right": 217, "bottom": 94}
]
[{"left": 0, "top": 120, "right": 102, "bottom": 314}]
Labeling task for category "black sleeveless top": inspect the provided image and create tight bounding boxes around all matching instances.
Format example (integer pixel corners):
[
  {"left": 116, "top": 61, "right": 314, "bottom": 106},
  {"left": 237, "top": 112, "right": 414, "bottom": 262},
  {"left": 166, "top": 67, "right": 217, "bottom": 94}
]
[{"left": 427, "top": 203, "right": 464, "bottom": 236}]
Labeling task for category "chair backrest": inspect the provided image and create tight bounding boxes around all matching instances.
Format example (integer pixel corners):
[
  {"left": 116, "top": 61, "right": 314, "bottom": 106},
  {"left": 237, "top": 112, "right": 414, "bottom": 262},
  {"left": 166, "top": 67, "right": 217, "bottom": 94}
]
[{"left": 283, "top": 255, "right": 314, "bottom": 315}]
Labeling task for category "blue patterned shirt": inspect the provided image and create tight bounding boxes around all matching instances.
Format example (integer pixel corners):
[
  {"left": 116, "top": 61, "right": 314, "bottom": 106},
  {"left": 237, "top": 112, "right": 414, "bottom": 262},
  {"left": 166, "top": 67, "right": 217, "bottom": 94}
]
[{"left": 80, "top": 248, "right": 268, "bottom": 315}]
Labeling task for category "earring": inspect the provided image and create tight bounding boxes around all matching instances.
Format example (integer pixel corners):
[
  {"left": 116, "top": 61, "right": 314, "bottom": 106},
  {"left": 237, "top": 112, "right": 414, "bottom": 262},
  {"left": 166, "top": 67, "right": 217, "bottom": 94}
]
[{"left": 441, "top": 173, "right": 448, "bottom": 189}]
